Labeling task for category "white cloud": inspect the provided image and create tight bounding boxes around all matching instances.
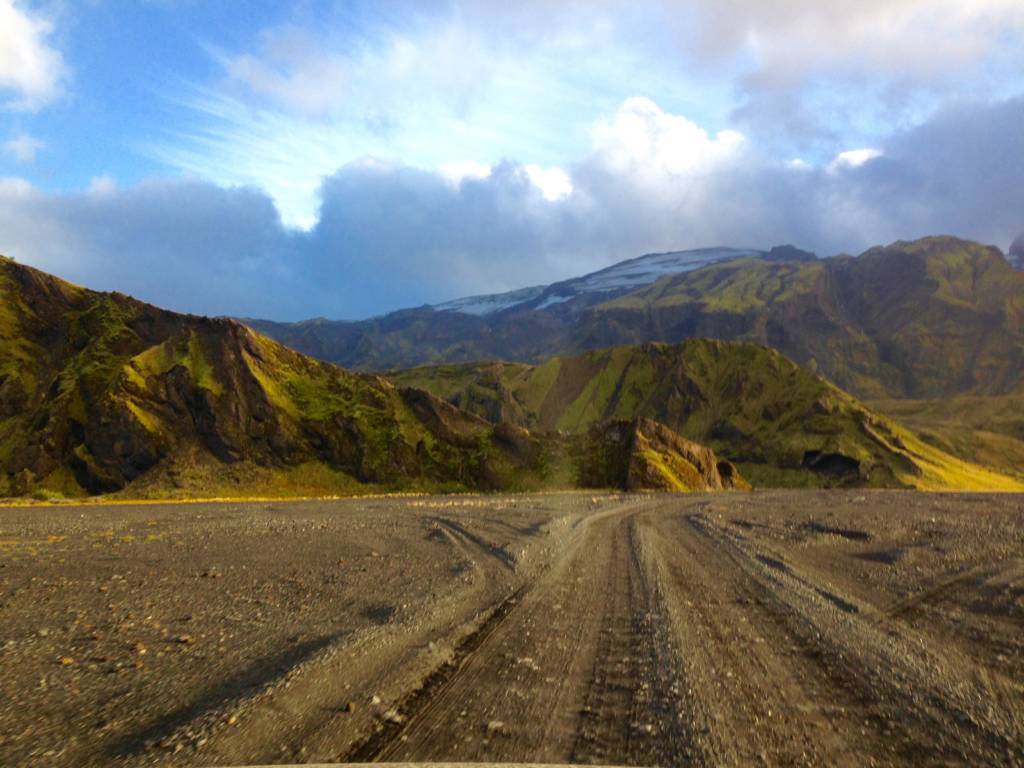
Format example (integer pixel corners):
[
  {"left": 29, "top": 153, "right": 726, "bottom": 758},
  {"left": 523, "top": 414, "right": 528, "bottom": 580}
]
[
  {"left": 438, "top": 160, "right": 492, "bottom": 186},
  {"left": 218, "top": 27, "right": 348, "bottom": 117},
  {"left": 2, "top": 133, "right": 44, "bottom": 163},
  {"left": 827, "top": 148, "right": 883, "bottom": 174},
  {"left": 523, "top": 164, "right": 572, "bottom": 201},
  {"left": 3, "top": 96, "right": 1023, "bottom": 320},
  {"left": 591, "top": 97, "right": 745, "bottom": 180},
  {"left": 149, "top": 10, "right": 715, "bottom": 229},
  {"left": 0, "top": 0, "right": 67, "bottom": 110},
  {"left": 0, "top": 174, "right": 34, "bottom": 196}
]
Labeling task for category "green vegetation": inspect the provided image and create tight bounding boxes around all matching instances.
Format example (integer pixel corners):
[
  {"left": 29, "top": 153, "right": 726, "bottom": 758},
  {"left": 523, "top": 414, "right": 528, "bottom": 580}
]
[
  {"left": 869, "top": 393, "right": 1024, "bottom": 480},
  {"left": 391, "top": 339, "right": 1024, "bottom": 491},
  {"left": 589, "top": 237, "right": 1024, "bottom": 400},
  {"left": 4, "top": 245, "right": 1022, "bottom": 499},
  {"left": 0, "top": 258, "right": 551, "bottom": 499},
  {"left": 129, "top": 332, "right": 223, "bottom": 396},
  {"left": 262, "top": 236, "right": 1024, "bottom": 405}
]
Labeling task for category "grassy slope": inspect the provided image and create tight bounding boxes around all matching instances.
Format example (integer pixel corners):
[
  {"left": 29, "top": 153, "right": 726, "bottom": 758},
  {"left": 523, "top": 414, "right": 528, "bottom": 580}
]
[
  {"left": 390, "top": 340, "right": 1024, "bottom": 491},
  {"left": 251, "top": 237, "right": 1024, "bottom": 406},
  {"left": 869, "top": 394, "right": 1024, "bottom": 481}
]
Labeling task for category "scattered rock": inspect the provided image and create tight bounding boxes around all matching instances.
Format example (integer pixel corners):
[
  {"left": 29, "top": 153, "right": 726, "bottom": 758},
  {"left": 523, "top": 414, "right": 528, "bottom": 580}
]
[{"left": 382, "top": 708, "right": 405, "bottom": 724}]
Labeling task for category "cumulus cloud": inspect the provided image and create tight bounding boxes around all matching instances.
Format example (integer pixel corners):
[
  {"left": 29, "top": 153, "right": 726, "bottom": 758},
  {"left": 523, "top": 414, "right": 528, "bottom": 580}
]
[
  {"left": 522, "top": 165, "right": 572, "bottom": 202},
  {"left": 0, "top": 0, "right": 67, "bottom": 110},
  {"left": 827, "top": 148, "right": 883, "bottom": 174},
  {"left": 2, "top": 97, "right": 1022, "bottom": 321},
  {"left": 150, "top": 6, "right": 710, "bottom": 229},
  {"left": 592, "top": 97, "right": 744, "bottom": 176}
]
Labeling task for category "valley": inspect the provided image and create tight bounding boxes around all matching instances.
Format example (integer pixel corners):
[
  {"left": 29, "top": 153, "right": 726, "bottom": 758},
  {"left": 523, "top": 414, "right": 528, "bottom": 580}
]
[{"left": 1, "top": 491, "right": 1021, "bottom": 767}]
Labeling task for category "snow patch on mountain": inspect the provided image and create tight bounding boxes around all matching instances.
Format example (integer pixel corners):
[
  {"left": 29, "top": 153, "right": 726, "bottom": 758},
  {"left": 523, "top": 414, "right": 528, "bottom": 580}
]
[
  {"left": 434, "top": 284, "right": 546, "bottom": 316},
  {"left": 434, "top": 247, "right": 764, "bottom": 316},
  {"left": 568, "top": 248, "right": 763, "bottom": 293}
]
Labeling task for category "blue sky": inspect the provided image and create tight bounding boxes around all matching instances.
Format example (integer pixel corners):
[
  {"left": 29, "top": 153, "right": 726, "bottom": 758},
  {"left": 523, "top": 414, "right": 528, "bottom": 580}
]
[{"left": 1, "top": 0, "right": 1023, "bottom": 319}]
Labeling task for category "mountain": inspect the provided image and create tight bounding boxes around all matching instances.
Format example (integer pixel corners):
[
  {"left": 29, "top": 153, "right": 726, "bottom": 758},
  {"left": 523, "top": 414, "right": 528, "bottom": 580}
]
[
  {"left": 249, "top": 237, "right": 1023, "bottom": 400},
  {"left": 245, "top": 245, "right": 809, "bottom": 371},
  {"left": 433, "top": 246, "right": 772, "bottom": 315},
  {"left": 388, "top": 340, "right": 1023, "bottom": 491},
  {"left": 0, "top": 256, "right": 552, "bottom": 499},
  {"left": 3, "top": 252, "right": 1019, "bottom": 498}
]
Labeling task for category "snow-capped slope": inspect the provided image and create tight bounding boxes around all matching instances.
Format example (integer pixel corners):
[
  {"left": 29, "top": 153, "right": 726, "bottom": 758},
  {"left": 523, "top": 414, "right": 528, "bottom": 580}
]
[
  {"left": 558, "top": 247, "right": 763, "bottom": 294},
  {"left": 434, "top": 247, "right": 764, "bottom": 316},
  {"left": 434, "top": 285, "right": 547, "bottom": 316}
]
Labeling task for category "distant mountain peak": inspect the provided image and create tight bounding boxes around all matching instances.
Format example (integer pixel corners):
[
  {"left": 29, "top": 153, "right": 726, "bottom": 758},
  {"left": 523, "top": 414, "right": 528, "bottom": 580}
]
[{"left": 435, "top": 246, "right": 765, "bottom": 317}]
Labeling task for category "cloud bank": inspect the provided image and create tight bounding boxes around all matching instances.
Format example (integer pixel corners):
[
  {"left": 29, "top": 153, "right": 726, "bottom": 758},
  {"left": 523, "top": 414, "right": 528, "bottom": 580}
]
[{"left": 2, "top": 95, "right": 1021, "bottom": 321}]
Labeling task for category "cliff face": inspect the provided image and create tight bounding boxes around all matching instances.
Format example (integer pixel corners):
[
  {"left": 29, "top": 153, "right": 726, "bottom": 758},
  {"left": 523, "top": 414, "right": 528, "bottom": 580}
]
[{"left": 576, "top": 417, "right": 749, "bottom": 492}]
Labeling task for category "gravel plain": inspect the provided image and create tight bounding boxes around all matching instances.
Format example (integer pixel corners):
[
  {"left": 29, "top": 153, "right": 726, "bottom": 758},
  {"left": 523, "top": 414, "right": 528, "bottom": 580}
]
[{"left": 0, "top": 490, "right": 1022, "bottom": 767}]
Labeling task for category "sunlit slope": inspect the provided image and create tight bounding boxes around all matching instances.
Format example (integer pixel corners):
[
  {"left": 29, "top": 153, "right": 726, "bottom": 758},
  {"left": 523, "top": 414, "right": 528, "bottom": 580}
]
[
  {"left": 869, "top": 393, "right": 1024, "bottom": 481},
  {"left": 0, "top": 256, "right": 548, "bottom": 499},
  {"left": 390, "top": 340, "right": 1024, "bottom": 490}
]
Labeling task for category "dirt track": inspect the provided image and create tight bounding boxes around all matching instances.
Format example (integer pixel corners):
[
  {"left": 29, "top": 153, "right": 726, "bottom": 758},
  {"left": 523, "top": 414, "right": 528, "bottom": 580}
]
[{"left": 1, "top": 492, "right": 1022, "bottom": 766}]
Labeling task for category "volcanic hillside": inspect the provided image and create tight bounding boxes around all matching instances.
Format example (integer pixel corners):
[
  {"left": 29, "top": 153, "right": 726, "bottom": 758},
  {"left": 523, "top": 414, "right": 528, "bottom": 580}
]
[
  {"left": 0, "top": 256, "right": 550, "bottom": 499},
  {"left": 389, "top": 340, "right": 1023, "bottom": 490}
]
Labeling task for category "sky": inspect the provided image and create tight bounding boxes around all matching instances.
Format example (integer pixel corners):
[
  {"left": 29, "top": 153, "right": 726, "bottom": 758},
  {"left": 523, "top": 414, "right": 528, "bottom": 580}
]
[{"left": 0, "top": 0, "right": 1022, "bottom": 320}]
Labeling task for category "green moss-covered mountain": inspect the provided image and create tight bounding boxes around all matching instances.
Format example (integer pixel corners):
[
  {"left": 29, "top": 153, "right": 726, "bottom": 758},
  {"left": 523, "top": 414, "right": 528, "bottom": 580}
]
[
  {"left": 252, "top": 236, "right": 1024, "bottom": 400},
  {"left": 0, "top": 256, "right": 551, "bottom": 499},
  {"left": 389, "top": 340, "right": 1024, "bottom": 491}
]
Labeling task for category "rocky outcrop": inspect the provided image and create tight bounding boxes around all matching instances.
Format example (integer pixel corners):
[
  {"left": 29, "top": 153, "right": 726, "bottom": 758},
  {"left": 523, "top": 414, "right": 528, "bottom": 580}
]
[{"left": 577, "top": 417, "right": 749, "bottom": 492}]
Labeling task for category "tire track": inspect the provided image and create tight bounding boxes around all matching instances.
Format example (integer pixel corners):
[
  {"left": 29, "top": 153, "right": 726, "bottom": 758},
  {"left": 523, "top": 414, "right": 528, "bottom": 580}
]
[{"left": 683, "top": 508, "right": 1024, "bottom": 765}]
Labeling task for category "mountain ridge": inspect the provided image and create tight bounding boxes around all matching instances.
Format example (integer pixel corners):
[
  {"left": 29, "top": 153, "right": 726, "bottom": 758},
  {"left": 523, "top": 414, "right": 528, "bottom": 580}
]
[
  {"left": 248, "top": 236, "right": 1023, "bottom": 400},
  {"left": 0, "top": 256, "right": 552, "bottom": 499}
]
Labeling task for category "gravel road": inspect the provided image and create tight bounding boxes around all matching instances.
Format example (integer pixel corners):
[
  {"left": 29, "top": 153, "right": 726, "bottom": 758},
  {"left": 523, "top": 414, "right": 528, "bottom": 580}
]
[{"left": 1, "top": 491, "right": 1021, "bottom": 766}]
